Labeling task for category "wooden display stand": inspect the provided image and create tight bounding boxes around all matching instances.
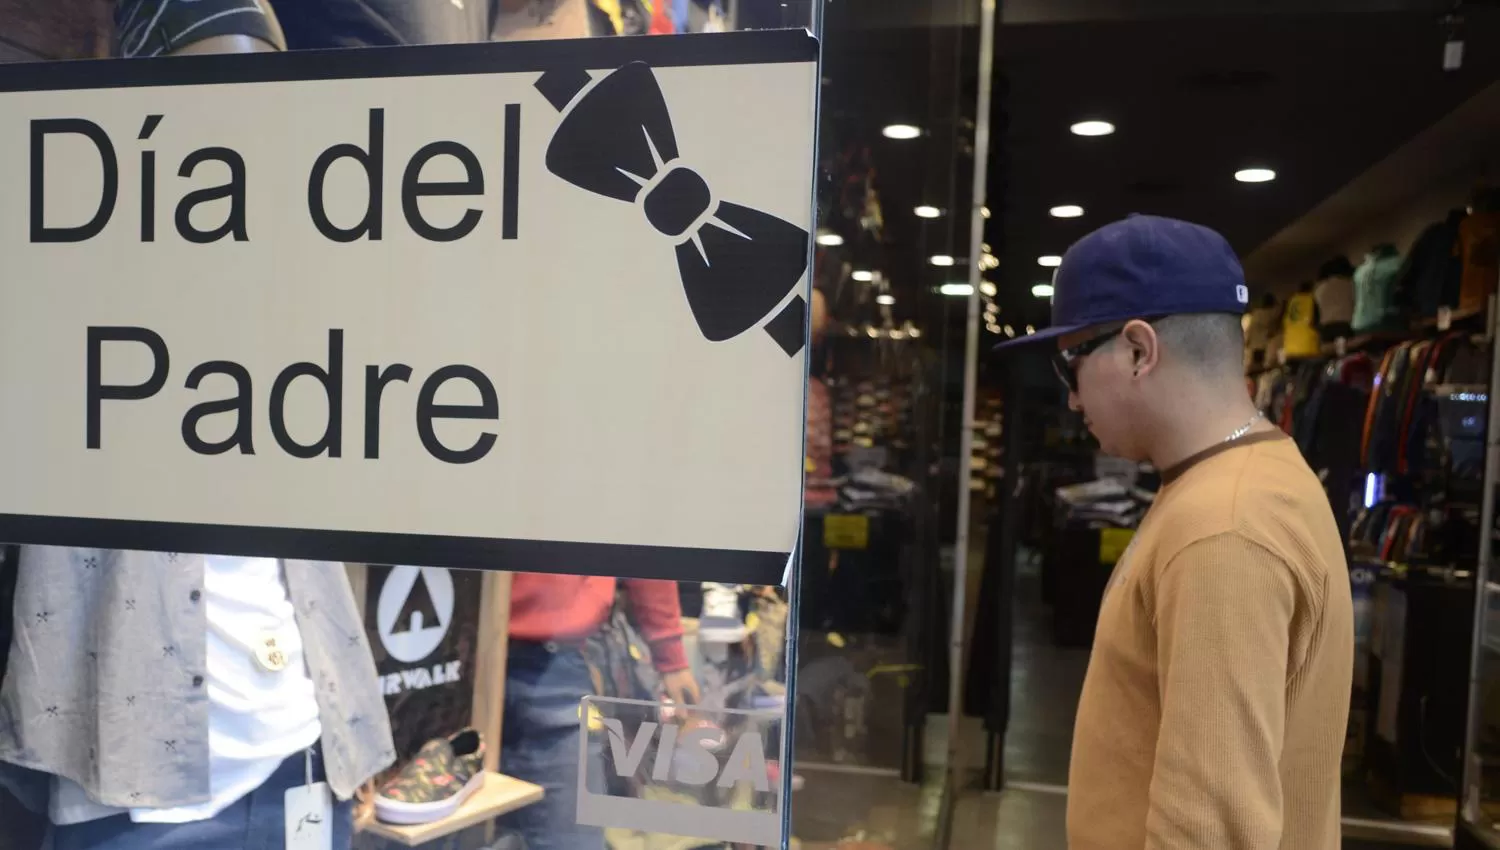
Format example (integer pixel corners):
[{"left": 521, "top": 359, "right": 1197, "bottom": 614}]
[{"left": 347, "top": 567, "right": 544, "bottom": 846}]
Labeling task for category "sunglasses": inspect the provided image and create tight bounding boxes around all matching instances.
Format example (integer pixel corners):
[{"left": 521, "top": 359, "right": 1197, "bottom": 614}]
[{"left": 1051, "top": 326, "right": 1127, "bottom": 393}]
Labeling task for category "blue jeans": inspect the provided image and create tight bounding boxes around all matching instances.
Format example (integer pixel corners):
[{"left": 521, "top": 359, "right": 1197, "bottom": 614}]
[
  {"left": 495, "top": 642, "right": 605, "bottom": 850},
  {"left": 49, "top": 747, "right": 353, "bottom": 850}
]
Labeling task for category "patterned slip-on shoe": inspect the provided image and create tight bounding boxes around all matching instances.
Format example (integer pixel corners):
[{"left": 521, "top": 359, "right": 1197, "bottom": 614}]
[{"left": 375, "top": 728, "right": 487, "bottom": 825}]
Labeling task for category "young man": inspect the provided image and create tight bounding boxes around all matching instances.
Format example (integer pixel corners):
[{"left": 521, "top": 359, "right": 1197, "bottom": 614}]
[{"left": 999, "top": 215, "right": 1353, "bottom": 850}]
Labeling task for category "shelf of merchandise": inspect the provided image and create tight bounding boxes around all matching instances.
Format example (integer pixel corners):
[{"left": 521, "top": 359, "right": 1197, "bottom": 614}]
[{"left": 361, "top": 772, "right": 545, "bottom": 847}]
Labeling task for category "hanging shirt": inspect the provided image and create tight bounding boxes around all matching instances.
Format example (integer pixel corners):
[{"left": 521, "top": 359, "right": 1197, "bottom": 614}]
[
  {"left": 1245, "top": 304, "right": 1278, "bottom": 352},
  {"left": 1458, "top": 211, "right": 1500, "bottom": 315},
  {"left": 1282, "top": 292, "right": 1320, "bottom": 358},
  {"left": 1313, "top": 274, "right": 1355, "bottom": 328},
  {"left": 1352, "top": 246, "right": 1403, "bottom": 333}
]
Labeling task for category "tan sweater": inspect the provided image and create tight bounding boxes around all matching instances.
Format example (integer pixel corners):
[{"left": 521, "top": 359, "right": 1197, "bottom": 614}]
[{"left": 1068, "top": 431, "right": 1353, "bottom": 850}]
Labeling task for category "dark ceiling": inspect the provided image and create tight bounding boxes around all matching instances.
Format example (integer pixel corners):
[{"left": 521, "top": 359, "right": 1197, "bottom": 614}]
[{"left": 817, "top": 2, "right": 1500, "bottom": 343}]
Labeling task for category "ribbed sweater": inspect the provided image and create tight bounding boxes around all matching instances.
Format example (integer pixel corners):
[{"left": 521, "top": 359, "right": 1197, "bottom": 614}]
[{"left": 1068, "top": 430, "right": 1353, "bottom": 850}]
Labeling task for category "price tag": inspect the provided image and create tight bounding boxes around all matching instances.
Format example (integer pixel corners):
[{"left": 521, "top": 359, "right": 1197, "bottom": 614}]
[
  {"left": 1439, "top": 306, "right": 1453, "bottom": 331},
  {"left": 824, "top": 514, "right": 870, "bottom": 550},
  {"left": 285, "top": 783, "right": 334, "bottom": 850},
  {"left": 1444, "top": 39, "right": 1465, "bottom": 71},
  {"left": 1099, "top": 528, "right": 1135, "bottom": 565}
]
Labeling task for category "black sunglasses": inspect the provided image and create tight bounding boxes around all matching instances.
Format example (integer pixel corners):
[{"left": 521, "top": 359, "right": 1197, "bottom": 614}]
[{"left": 1051, "top": 326, "right": 1127, "bottom": 392}]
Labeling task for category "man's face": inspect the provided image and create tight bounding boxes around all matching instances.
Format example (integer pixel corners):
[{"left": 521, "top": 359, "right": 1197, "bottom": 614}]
[{"left": 1055, "top": 323, "right": 1146, "bottom": 460}]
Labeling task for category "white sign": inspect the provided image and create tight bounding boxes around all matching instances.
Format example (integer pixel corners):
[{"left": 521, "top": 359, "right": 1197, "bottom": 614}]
[{"left": 0, "top": 33, "right": 819, "bottom": 585}]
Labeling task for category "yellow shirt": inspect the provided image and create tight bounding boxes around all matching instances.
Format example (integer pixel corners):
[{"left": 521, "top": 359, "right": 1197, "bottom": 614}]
[
  {"left": 1068, "top": 431, "right": 1352, "bottom": 850},
  {"left": 1283, "top": 291, "right": 1321, "bottom": 358}
]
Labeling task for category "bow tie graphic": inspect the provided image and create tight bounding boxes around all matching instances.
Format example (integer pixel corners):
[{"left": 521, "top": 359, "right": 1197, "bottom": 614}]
[{"left": 536, "top": 62, "right": 809, "bottom": 357}]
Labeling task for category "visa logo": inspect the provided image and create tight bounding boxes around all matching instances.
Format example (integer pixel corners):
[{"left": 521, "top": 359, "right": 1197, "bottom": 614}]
[
  {"left": 576, "top": 696, "right": 783, "bottom": 847},
  {"left": 601, "top": 719, "right": 770, "bottom": 791}
]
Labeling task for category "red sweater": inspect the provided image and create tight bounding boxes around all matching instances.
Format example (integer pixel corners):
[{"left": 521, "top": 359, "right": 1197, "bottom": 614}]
[{"left": 508, "top": 574, "right": 688, "bottom": 672}]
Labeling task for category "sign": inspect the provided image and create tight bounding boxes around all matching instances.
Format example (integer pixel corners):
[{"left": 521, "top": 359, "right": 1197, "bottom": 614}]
[
  {"left": 579, "top": 695, "right": 782, "bottom": 846},
  {"left": 365, "top": 565, "right": 482, "bottom": 761},
  {"left": 0, "top": 32, "right": 819, "bottom": 585},
  {"left": 1098, "top": 527, "right": 1134, "bottom": 565},
  {"left": 823, "top": 514, "right": 870, "bottom": 550}
]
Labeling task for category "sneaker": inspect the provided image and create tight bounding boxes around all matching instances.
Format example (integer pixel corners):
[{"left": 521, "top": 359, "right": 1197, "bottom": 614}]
[
  {"left": 375, "top": 729, "right": 486, "bottom": 825},
  {"left": 699, "top": 583, "right": 748, "bottom": 643}
]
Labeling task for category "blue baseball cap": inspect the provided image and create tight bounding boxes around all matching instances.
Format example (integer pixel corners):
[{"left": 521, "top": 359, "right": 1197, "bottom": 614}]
[{"left": 995, "top": 214, "right": 1249, "bottom": 350}]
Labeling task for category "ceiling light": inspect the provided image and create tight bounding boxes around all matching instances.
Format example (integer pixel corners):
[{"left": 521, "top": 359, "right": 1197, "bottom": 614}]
[
  {"left": 1070, "top": 120, "right": 1115, "bottom": 137},
  {"left": 1049, "top": 204, "right": 1084, "bottom": 218},
  {"left": 1037, "top": 255, "right": 1062, "bottom": 267},
  {"left": 1032, "top": 283, "right": 1055, "bottom": 298},
  {"left": 815, "top": 230, "right": 844, "bottom": 247},
  {"left": 1003, "top": 325, "right": 1015, "bottom": 338},
  {"left": 939, "top": 283, "right": 974, "bottom": 297},
  {"left": 1026, "top": 325, "right": 1036, "bottom": 335},
  {"left": 1234, "top": 167, "right": 1276, "bottom": 183},
  {"left": 980, "top": 281, "right": 997, "bottom": 297},
  {"left": 876, "top": 294, "right": 896, "bottom": 306},
  {"left": 930, "top": 254, "right": 956, "bottom": 267},
  {"left": 914, "top": 205, "right": 943, "bottom": 219},
  {"left": 852, "top": 269, "right": 874, "bottom": 282},
  {"left": 981, "top": 206, "right": 991, "bottom": 219},
  {"left": 865, "top": 325, "right": 880, "bottom": 338},
  {"left": 882, "top": 124, "right": 922, "bottom": 140}
]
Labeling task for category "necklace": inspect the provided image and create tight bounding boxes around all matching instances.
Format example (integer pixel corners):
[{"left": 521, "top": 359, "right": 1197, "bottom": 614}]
[{"left": 1224, "top": 412, "right": 1264, "bottom": 443}]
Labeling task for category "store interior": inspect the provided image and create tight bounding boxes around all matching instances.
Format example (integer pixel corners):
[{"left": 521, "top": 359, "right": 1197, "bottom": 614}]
[{"left": 798, "top": 2, "right": 1500, "bottom": 850}]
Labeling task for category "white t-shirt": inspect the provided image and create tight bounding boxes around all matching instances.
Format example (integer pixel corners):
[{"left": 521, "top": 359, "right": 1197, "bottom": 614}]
[{"left": 52, "top": 556, "right": 323, "bottom": 825}]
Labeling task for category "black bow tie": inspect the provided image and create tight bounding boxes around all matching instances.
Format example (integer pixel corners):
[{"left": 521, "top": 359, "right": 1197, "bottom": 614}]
[{"left": 536, "top": 62, "right": 809, "bottom": 357}]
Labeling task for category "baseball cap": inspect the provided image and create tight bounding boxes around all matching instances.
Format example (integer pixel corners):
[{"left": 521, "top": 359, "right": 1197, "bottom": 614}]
[{"left": 994, "top": 214, "right": 1249, "bottom": 350}]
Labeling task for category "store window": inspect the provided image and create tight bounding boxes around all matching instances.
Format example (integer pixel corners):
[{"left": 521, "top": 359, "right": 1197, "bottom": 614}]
[{"left": 0, "top": 3, "right": 859, "bottom": 850}]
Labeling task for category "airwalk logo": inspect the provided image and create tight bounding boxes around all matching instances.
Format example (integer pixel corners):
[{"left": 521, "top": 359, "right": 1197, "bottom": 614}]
[{"left": 376, "top": 566, "right": 460, "bottom": 695}]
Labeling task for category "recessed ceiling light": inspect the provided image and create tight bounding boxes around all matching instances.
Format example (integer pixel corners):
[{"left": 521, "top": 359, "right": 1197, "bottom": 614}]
[
  {"left": 1026, "top": 325, "right": 1036, "bottom": 335},
  {"left": 1037, "top": 255, "right": 1062, "bottom": 267},
  {"left": 852, "top": 270, "right": 874, "bottom": 282},
  {"left": 1032, "top": 283, "right": 1055, "bottom": 298},
  {"left": 876, "top": 294, "right": 896, "bottom": 306},
  {"left": 914, "top": 205, "right": 943, "bottom": 219},
  {"left": 930, "top": 254, "right": 956, "bottom": 267},
  {"left": 1070, "top": 120, "right": 1115, "bottom": 137},
  {"left": 1049, "top": 204, "right": 1084, "bottom": 218},
  {"left": 1003, "top": 325, "right": 1016, "bottom": 338},
  {"left": 1235, "top": 167, "right": 1276, "bottom": 183},
  {"left": 980, "top": 281, "right": 997, "bottom": 297},
  {"left": 882, "top": 124, "right": 922, "bottom": 140},
  {"left": 939, "top": 283, "right": 974, "bottom": 297},
  {"left": 815, "top": 230, "right": 844, "bottom": 247},
  {"left": 981, "top": 206, "right": 991, "bottom": 219}
]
